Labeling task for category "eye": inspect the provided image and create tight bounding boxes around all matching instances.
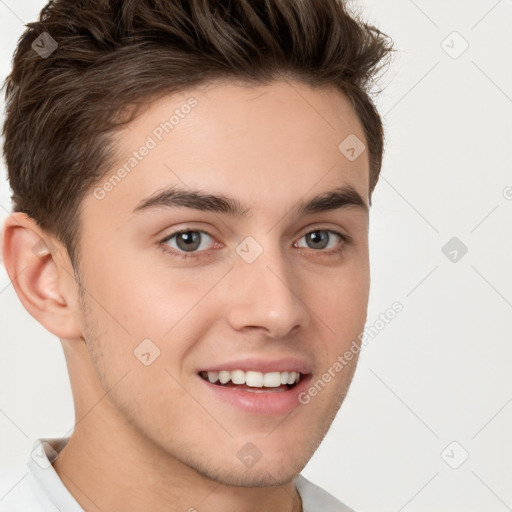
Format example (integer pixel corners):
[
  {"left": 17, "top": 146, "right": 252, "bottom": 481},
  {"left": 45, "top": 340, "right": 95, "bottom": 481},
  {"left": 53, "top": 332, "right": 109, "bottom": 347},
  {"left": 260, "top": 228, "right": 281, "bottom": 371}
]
[
  {"left": 159, "top": 229, "right": 217, "bottom": 259},
  {"left": 295, "top": 229, "right": 348, "bottom": 254}
]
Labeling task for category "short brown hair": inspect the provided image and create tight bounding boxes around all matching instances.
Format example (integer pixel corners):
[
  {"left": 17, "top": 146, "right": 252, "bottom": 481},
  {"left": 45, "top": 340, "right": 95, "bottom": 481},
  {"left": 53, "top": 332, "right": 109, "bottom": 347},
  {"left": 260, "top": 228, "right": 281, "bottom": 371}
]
[{"left": 2, "top": 0, "right": 394, "bottom": 272}]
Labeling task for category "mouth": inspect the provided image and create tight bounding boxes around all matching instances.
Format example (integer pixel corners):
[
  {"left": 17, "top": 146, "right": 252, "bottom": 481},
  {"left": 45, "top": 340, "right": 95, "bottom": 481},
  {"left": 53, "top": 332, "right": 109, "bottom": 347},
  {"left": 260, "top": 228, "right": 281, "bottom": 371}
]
[
  {"left": 197, "top": 368, "right": 312, "bottom": 415},
  {"left": 198, "top": 369, "right": 303, "bottom": 393}
]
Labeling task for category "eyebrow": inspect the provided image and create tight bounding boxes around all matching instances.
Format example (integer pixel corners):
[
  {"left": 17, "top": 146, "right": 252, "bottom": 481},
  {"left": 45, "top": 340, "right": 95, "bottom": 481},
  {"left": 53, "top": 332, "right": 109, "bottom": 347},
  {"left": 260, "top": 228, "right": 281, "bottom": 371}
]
[{"left": 131, "top": 184, "right": 369, "bottom": 217}]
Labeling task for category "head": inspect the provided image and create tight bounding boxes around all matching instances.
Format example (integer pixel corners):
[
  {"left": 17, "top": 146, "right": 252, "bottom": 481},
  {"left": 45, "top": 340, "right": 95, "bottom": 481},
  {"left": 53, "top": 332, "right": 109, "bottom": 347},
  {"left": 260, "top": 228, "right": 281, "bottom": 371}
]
[{"left": 2, "top": 0, "right": 393, "bottom": 488}]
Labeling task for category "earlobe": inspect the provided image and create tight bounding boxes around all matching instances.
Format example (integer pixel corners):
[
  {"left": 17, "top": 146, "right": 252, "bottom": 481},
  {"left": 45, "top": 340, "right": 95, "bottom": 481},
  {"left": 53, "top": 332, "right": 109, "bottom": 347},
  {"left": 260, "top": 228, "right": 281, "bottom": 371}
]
[{"left": 1, "top": 212, "right": 83, "bottom": 339}]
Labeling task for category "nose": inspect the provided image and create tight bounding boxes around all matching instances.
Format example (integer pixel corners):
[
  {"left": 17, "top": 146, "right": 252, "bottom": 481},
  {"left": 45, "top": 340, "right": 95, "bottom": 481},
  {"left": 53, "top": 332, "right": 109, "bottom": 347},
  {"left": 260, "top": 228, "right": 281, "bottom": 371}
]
[{"left": 224, "top": 239, "right": 310, "bottom": 339}]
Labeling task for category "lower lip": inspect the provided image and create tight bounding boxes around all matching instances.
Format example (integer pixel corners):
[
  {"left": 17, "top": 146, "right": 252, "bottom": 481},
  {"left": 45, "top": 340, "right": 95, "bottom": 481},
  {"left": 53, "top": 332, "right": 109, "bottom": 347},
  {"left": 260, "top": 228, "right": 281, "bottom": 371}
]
[{"left": 197, "top": 374, "right": 312, "bottom": 416}]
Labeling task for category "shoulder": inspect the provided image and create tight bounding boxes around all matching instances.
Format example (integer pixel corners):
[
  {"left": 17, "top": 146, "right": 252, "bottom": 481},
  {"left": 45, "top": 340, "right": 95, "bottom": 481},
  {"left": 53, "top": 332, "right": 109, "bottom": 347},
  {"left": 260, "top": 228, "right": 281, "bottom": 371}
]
[{"left": 294, "top": 474, "right": 356, "bottom": 512}]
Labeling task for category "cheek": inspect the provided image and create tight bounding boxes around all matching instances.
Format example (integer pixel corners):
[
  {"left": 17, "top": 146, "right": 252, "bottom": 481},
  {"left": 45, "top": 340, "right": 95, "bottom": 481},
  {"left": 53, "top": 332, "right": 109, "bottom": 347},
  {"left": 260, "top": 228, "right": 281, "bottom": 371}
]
[
  {"left": 81, "top": 258, "right": 223, "bottom": 384},
  {"left": 88, "top": 253, "right": 205, "bottom": 334},
  {"left": 310, "top": 263, "right": 370, "bottom": 342}
]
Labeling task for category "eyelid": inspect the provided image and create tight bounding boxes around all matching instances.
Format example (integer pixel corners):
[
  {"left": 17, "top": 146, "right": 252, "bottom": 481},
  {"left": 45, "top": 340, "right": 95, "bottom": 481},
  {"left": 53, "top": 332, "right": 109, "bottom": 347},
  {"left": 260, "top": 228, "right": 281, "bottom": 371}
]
[
  {"left": 297, "top": 223, "right": 352, "bottom": 242},
  {"left": 159, "top": 228, "right": 218, "bottom": 252}
]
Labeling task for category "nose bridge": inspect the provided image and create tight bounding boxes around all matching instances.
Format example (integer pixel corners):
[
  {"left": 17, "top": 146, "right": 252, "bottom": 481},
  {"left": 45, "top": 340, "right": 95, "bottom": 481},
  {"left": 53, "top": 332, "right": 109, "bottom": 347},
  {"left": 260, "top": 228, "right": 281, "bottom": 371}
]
[{"left": 225, "top": 235, "right": 308, "bottom": 336}]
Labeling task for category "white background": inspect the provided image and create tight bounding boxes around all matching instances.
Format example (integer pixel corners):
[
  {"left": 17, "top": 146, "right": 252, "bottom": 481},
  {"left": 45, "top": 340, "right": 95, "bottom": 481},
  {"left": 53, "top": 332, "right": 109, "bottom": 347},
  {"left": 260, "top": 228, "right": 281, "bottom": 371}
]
[{"left": 1, "top": 1, "right": 511, "bottom": 511}]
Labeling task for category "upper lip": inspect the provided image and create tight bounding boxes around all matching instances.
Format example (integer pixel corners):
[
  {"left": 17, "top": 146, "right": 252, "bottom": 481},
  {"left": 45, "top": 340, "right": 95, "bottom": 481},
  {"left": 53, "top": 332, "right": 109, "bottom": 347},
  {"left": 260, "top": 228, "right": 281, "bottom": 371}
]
[{"left": 197, "top": 357, "right": 312, "bottom": 375}]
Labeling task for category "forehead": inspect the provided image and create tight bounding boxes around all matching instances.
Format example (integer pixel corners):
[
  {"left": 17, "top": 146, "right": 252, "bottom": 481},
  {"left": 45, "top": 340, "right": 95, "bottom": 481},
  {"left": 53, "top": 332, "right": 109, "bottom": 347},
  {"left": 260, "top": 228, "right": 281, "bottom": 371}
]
[{"left": 84, "top": 79, "right": 370, "bottom": 225}]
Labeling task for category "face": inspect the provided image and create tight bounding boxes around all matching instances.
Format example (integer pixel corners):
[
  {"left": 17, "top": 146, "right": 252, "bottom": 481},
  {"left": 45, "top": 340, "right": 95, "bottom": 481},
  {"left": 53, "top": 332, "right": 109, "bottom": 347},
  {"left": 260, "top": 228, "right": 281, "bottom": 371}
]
[{"left": 74, "top": 78, "right": 370, "bottom": 486}]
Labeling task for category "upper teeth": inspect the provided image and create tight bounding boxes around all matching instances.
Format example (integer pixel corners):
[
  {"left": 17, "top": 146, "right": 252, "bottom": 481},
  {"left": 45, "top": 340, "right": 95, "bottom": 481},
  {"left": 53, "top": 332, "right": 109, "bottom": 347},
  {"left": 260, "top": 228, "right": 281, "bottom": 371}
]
[{"left": 202, "top": 370, "right": 300, "bottom": 387}]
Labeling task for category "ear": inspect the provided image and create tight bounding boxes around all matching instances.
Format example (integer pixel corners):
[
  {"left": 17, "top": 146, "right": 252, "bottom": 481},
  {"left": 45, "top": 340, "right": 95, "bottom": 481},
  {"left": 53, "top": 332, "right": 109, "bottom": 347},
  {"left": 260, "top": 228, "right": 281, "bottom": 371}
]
[{"left": 1, "top": 212, "right": 83, "bottom": 339}]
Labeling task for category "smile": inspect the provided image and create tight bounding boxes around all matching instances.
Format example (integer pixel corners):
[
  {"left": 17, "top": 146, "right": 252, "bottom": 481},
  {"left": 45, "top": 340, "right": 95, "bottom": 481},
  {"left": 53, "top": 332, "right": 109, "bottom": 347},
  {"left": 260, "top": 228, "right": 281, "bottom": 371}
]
[
  {"left": 199, "top": 369, "right": 302, "bottom": 391},
  {"left": 197, "top": 369, "right": 312, "bottom": 415}
]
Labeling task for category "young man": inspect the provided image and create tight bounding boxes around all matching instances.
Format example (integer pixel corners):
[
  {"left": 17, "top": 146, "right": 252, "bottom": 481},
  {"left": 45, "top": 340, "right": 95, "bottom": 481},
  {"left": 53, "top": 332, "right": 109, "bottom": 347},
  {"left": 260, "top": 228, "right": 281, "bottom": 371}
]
[{"left": 0, "top": 0, "right": 393, "bottom": 510}]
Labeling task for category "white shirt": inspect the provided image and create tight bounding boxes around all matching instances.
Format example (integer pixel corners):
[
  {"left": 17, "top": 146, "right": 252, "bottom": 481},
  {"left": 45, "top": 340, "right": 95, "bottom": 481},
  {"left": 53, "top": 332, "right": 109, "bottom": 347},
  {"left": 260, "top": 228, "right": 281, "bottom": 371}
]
[{"left": 0, "top": 438, "right": 355, "bottom": 512}]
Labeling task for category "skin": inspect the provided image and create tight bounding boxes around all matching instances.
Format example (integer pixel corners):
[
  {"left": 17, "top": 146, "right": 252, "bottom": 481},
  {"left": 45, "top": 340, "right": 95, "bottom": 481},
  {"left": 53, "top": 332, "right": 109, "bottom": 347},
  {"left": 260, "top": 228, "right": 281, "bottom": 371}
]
[{"left": 1, "top": 78, "right": 371, "bottom": 512}]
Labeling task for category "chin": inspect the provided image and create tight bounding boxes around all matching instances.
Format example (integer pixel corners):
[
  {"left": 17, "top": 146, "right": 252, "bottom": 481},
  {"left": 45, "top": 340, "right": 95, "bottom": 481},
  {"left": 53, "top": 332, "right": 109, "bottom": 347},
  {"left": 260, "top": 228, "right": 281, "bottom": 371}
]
[
  {"left": 182, "top": 448, "right": 310, "bottom": 488},
  {"left": 199, "top": 463, "right": 303, "bottom": 488}
]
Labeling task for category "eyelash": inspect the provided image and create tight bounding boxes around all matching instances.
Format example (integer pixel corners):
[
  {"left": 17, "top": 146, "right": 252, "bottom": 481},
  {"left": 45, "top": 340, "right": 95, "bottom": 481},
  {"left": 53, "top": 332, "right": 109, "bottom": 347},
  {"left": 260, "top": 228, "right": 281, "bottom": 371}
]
[{"left": 158, "top": 228, "right": 352, "bottom": 260}]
